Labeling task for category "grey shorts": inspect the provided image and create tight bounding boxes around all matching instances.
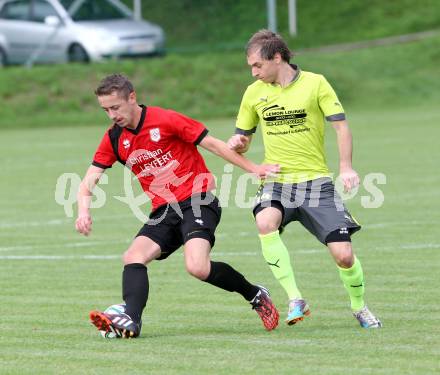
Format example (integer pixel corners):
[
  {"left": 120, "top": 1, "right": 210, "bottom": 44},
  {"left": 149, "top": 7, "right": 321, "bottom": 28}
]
[{"left": 253, "top": 178, "right": 361, "bottom": 244}]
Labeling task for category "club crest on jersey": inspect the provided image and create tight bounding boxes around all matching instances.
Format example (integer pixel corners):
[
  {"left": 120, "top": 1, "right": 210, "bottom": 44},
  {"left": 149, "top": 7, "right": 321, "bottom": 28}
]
[{"left": 150, "top": 128, "right": 161, "bottom": 142}]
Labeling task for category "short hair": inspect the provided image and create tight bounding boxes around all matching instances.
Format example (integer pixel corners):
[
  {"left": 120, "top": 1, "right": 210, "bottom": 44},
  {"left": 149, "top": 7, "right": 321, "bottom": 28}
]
[
  {"left": 246, "top": 29, "right": 293, "bottom": 62},
  {"left": 95, "top": 74, "right": 134, "bottom": 100}
]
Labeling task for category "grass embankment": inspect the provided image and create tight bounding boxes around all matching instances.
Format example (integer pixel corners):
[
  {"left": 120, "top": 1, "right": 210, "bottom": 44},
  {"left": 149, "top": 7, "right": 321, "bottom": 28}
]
[{"left": 0, "top": 34, "right": 439, "bottom": 129}]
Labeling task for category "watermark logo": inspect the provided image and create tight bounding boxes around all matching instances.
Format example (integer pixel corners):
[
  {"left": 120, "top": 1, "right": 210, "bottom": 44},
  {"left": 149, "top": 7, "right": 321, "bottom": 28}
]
[{"left": 55, "top": 163, "right": 386, "bottom": 224}]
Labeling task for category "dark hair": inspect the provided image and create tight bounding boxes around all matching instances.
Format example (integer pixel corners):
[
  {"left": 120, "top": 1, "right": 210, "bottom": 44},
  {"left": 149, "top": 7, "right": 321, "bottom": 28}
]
[
  {"left": 95, "top": 74, "right": 134, "bottom": 100},
  {"left": 246, "top": 29, "right": 293, "bottom": 62}
]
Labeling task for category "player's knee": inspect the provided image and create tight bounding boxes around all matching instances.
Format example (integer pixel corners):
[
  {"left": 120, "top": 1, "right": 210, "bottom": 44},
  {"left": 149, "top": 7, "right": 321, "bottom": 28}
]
[
  {"left": 122, "top": 244, "right": 160, "bottom": 265},
  {"left": 335, "top": 253, "right": 354, "bottom": 268},
  {"left": 185, "top": 262, "right": 210, "bottom": 280},
  {"left": 326, "top": 230, "right": 355, "bottom": 267},
  {"left": 255, "top": 206, "right": 282, "bottom": 234},
  {"left": 122, "top": 249, "right": 139, "bottom": 265},
  {"left": 256, "top": 218, "right": 279, "bottom": 234},
  {"left": 328, "top": 243, "right": 354, "bottom": 267},
  {"left": 122, "top": 249, "right": 131, "bottom": 264},
  {"left": 185, "top": 257, "right": 210, "bottom": 280}
]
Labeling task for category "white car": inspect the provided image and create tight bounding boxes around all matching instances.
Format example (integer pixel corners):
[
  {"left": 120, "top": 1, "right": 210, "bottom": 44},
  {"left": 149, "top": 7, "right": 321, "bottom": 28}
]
[{"left": 0, "top": 0, "right": 165, "bottom": 65}]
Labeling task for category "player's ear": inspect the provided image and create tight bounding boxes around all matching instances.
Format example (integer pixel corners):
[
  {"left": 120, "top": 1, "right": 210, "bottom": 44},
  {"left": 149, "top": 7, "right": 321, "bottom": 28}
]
[
  {"left": 128, "top": 91, "right": 136, "bottom": 103},
  {"left": 273, "top": 52, "right": 282, "bottom": 64}
]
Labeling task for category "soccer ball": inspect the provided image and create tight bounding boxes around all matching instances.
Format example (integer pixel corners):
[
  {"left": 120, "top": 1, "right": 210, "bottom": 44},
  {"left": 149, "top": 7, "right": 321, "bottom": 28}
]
[
  {"left": 99, "top": 303, "right": 126, "bottom": 338},
  {"left": 104, "top": 303, "right": 126, "bottom": 315}
]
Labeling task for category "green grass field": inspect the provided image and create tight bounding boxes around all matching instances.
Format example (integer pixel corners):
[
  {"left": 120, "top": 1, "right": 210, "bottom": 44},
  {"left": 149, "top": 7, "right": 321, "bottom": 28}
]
[
  {"left": 1, "top": 105, "right": 439, "bottom": 374},
  {"left": 119, "top": 0, "right": 440, "bottom": 51}
]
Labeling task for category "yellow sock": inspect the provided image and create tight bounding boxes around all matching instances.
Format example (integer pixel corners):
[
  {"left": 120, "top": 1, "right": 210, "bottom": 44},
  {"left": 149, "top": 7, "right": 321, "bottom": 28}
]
[
  {"left": 259, "top": 231, "right": 302, "bottom": 300},
  {"left": 338, "top": 256, "right": 365, "bottom": 311}
]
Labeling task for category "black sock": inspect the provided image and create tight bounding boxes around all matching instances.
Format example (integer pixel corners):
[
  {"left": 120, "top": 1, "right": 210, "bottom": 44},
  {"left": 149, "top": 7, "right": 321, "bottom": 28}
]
[
  {"left": 203, "top": 261, "right": 259, "bottom": 301},
  {"left": 122, "top": 263, "right": 149, "bottom": 323}
]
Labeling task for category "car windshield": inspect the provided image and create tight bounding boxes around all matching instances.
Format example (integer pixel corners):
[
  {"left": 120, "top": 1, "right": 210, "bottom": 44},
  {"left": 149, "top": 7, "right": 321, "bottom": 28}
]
[{"left": 60, "top": 0, "right": 130, "bottom": 21}]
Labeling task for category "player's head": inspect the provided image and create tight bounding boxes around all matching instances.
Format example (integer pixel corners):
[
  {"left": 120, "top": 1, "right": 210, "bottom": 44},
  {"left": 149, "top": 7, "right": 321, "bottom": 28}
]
[
  {"left": 246, "top": 29, "right": 293, "bottom": 83},
  {"left": 95, "top": 74, "right": 138, "bottom": 128}
]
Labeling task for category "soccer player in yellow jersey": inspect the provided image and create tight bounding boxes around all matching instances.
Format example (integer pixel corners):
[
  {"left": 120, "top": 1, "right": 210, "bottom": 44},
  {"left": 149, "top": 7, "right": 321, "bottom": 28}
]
[{"left": 227, "top": 30, "right": 381, "bottom": 328}]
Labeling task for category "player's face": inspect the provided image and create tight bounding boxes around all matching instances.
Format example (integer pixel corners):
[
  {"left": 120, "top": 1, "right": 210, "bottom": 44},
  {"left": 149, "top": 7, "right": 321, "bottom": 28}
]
[
  {"left": 247, "top": 49, "right": 281, "bottom": 83},
  {"left": 98, "top": 91, "right": 137, "bottom": 128}
]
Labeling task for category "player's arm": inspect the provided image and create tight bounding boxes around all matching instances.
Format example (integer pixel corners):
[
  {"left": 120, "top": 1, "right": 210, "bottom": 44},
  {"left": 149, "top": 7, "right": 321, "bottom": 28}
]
[
  {"left": 75, "top": 165, "right": 105, "bottom": 236},
  {"left": 227, "top": 134, "right": 253, "bottom": 154},
  {"left": 199, "top": 135, "right": 279, "bottom": 178},
  {"left": 228, "top": 87, "right": 258, "bottom": 154},
  {"left": 332, "top": 120, "right": 360, "bottom": 192}
]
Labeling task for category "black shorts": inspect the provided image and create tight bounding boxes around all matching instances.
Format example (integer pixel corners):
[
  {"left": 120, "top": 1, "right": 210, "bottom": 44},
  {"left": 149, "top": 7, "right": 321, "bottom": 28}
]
[{"left": 136, "top": 192, "right": 222, "bottom": 260}]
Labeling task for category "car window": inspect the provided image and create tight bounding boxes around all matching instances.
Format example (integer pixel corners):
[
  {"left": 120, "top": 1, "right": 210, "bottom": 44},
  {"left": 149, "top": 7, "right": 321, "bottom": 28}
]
[
  {"left": 69, "top": 0, "right": 128, "bottom": 21},
  {"left": 0, "top": 0, "right": 31, "bottom": 20},
  {"left": 31, "top": 0, "right": 59, "bottom": 22},
  {"left": 59, "top": 0, "right": 74, "bottom": 8}
]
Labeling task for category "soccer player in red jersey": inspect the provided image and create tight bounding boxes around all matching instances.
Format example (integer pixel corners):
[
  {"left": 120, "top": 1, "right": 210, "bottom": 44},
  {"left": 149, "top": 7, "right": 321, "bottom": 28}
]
[{"left": 76, "top": 74, "right": 280, "bottom": 337}]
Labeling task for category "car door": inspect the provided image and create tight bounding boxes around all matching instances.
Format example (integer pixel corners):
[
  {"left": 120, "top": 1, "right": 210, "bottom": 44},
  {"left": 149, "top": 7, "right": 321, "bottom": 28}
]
[
  {"left": 27, "top": 0, "right": 67, "bottom": 63},
  {"left": 0, "top": 0, "right": 32, "bottom": 63}
]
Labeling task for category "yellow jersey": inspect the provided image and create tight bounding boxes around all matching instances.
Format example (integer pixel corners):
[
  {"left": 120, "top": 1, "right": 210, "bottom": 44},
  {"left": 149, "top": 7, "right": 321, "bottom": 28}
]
[{"left": 236, "top": 65, "right": 345, "bottom": 183}]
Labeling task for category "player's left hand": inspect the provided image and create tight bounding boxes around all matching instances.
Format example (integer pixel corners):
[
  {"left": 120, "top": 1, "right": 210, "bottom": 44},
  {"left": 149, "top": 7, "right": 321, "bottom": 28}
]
[
  {"left": 255, "top": 163, "right": 280, "bottom": 179},
  {"left": 339, "top": 168, "right": 360, "bottom": 192}
]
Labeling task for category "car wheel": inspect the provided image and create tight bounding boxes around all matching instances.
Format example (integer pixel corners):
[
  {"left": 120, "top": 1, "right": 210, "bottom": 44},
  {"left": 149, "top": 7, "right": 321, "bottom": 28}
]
[
  {"left": 68, "top": 44, "right": 89, "bottom": 63},
  {"left": 0, "top": 48, "right": 7, "bottom": 67}
]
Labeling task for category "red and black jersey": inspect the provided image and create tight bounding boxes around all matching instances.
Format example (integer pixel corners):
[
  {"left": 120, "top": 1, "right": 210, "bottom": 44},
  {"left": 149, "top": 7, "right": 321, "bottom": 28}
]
[{"left": 92, "top": 105, "right": 215, "bottom": 211}]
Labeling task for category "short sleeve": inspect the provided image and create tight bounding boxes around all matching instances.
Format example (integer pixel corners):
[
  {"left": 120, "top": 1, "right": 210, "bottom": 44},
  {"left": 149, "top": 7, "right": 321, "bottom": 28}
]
[
  {"left": 318, "top": 75, "right": 346, "bottom": 121},
  {"left": 167, "top": 110, "right": 208, "bottom": 144},
  {"left": 92, "top": 132, "right": 117, "bottom": 169},
  {"left": 235, "top": 87, "right": 259, "bottom": 135}
]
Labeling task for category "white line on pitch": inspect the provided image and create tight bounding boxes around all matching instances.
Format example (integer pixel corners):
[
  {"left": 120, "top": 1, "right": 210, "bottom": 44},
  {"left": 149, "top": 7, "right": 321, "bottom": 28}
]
[
  {"left": 1, "top": 218, "right": 434, "bottom": 230},
  {"left": 1, "top": 240, "right": 439, "bottom": 258},
  {"left": 0, "top": 255, "right": 120, "bottom": 260},
  {"left": 0, "top": 239, "right": 131, "bottom": 252},
  {"left": 0, "top": 214, "right": 136, "bottom": 229}
]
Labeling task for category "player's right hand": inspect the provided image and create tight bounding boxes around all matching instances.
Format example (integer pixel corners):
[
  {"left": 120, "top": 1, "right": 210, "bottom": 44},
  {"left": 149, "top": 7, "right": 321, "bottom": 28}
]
[
  {"left": 255, "top": 163, "right": 280, "bottom": 179},
  {"left": 227, "top": 134, "right": 249, "bottom": 151},
  {"left": 75, "top": 214, "right": 92, "bottom": 236}
]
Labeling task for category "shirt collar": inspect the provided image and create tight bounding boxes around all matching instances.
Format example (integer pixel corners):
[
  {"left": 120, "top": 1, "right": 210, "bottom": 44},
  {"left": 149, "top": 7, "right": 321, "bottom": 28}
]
[
  {"left": 289, "top": 64, "right": 301, "bottom": 84},
  {"left": 125, "top": 104, "right": 147, "bottom": 135},
  {"left": 270, "top": 64, "right": 301, "bottom": 87}
]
